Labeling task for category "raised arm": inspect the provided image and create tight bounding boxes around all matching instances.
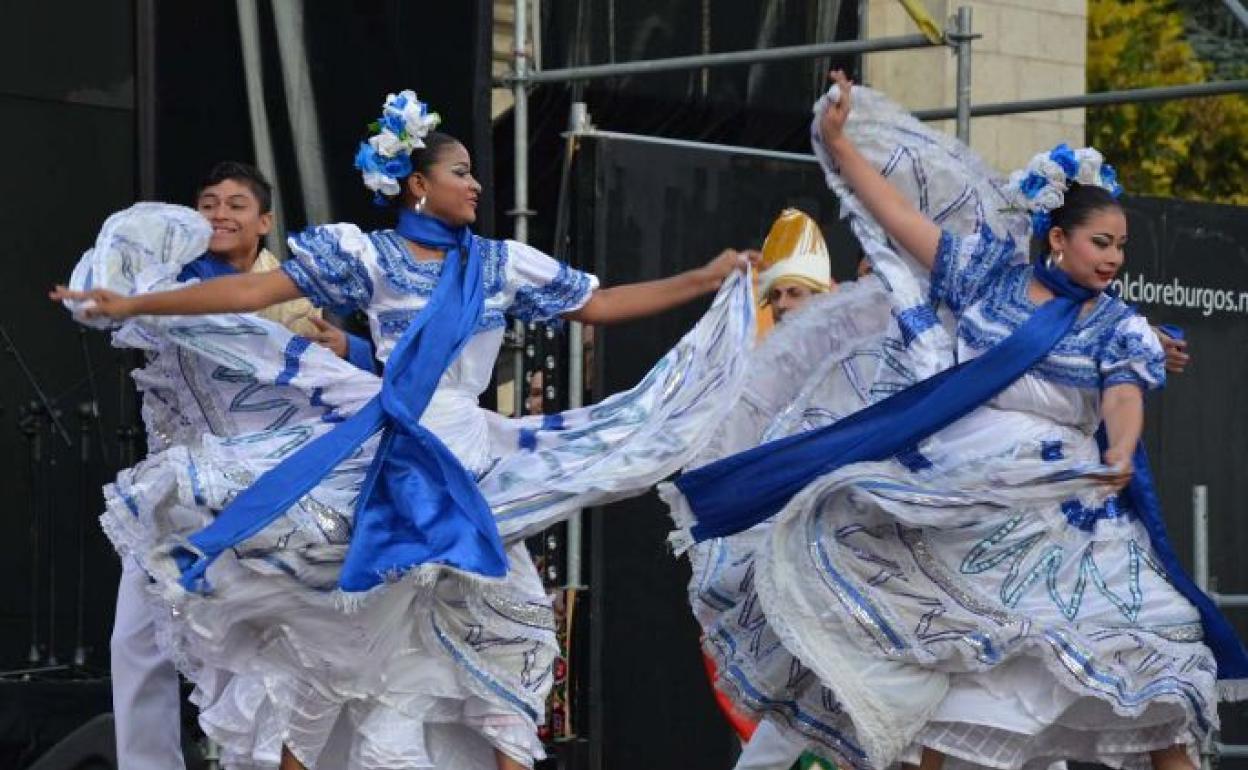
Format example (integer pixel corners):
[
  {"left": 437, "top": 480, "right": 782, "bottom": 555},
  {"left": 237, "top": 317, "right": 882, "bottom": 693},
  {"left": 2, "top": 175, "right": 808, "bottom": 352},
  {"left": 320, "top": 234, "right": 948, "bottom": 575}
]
[
  {"left": 565, "top": 249, "right": 757, "bottom": 326},
  {"left": 51, "top": 269, "right": 303, "bottom": 321},
  {"left": 818, "top": 71, "right": 942, "bottom": 270}
]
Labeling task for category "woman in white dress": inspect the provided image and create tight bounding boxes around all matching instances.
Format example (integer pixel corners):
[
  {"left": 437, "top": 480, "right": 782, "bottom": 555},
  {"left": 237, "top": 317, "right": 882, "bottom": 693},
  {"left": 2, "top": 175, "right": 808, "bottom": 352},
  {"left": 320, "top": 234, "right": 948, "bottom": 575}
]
[
  {"left": 52, "top": 92, "right": 757, "bottom": 770},
  {"left": 666, "top": 72, "right": 1247, "bottom": 770}
]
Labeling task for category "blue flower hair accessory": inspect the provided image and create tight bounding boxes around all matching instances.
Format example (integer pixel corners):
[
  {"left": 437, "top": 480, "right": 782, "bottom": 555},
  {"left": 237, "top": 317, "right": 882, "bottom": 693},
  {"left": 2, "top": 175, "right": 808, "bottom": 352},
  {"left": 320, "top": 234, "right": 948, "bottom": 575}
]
[
  {"left": 1004, "top": 143, "right": 1123, "bottom": 238},
  {"left": 353, "top": 90, "right": 441, "bottom": 203}
]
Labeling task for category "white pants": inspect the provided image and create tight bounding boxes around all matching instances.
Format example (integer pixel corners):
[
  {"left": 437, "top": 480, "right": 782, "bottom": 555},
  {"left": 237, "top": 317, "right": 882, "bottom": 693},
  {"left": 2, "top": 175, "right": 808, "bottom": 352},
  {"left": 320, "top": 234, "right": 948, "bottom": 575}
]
[
  {"left": 111, "top": 557, "right": 186, "bottom": 770},
  {"left": 734, "top": 720, "right": 806, "bottom": 770}
]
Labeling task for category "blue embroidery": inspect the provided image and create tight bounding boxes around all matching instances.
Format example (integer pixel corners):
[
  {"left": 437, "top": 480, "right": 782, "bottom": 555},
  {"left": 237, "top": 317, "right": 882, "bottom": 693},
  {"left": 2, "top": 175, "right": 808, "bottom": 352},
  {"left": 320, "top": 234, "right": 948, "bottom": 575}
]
[
  {"left": 957, "top": 265, "right": 1141, "bottom": 390},
  {"left": 1061, "top": 496, "right": 1127, "bottom": 532},
  {"left": 371, "top": 230, "right": 442, "bottom": 295},
  {"left": 928, "top": 230, "right": 955, "bottom": 307},
  {"left": 377, "top": 307, "right": 506, "bottom": 339},
  {"left": 1041, "top": 441, "right": 1064, "bottom": 461},
  {"left": 894, "top": 304, "right": 940, "bottom": 347},
  {"left": 286, "top": 228, "right": 374, "bottom": 311},
  {"left": 275, "top": 336, "right": 311, "bottom": 386},
  {"left": 930, "top": 227, "right": 1018, "bottom": 314},
  {"left": 1101, "top": 329, "right": 1166, "bottom": 390},
  {"left": 369, "top": 233, "right": 510, "bottom": 336},
  {"left": 369, "top": 230, "right": 508, "bottom": 298},
  {"left": 511, "top": 262, "right": 594, "bottom": 323}
]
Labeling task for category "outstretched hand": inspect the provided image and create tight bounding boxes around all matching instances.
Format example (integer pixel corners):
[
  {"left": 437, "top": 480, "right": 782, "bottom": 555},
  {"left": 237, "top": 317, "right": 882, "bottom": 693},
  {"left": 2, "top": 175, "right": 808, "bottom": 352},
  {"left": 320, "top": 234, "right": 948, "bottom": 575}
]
[
  {"left": 700, "top": 249, "right": 760, "bottom": 291},
  {"left": 49, "top": 285, "right": 135, "bottom": 320},
  {"left": 818, "top": 70, "right": 855, "bottom": 150},
  {"left": 307, "top": 315, "right": 350, "bottom": 359},
  {"left": 1154, "top": 327, "right": 1190, "bottom": 374}
]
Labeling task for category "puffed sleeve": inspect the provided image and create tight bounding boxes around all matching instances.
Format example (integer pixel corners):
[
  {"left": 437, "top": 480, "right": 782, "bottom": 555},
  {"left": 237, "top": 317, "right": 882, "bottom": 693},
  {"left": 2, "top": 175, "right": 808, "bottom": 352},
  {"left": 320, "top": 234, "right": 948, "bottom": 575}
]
[
  {"left": 283, "top": 224, "right": 377, "bottom": 314},
  {"left": 1099, "top": 313, "right": 1166, "bottom": 391},
  {"left": 928, "top": 224, "right": 1021, "bottom": 315},
  {"left": 504, "top": 240, "right": 600, "bottom": 322}
]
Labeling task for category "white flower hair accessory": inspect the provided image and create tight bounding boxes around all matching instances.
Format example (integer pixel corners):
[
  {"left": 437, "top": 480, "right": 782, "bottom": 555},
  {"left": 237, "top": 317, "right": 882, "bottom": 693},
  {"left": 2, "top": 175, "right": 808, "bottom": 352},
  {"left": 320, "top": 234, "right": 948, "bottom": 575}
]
[
  {"left": 353, "top": 90, "right": 442, "bottom": 203},
  {"left": 1004, "top": 143, "right": 1123, "bottom": 238}
]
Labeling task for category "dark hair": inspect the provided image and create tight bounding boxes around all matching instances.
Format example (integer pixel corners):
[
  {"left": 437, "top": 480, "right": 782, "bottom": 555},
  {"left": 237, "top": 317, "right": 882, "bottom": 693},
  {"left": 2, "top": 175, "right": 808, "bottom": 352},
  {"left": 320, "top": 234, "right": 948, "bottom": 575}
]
[
  {"left": 1030, "top": 182, "right": 1122, "bottom": 258},
  {"left": 195, "top": 161, "right": 274, "bottom": 214},
  {"left": 410, "top": 131, "right": 464, "bottom": 177},
  {"left": 1049, "top": 182, "right": 1121, "bottom": 237}
]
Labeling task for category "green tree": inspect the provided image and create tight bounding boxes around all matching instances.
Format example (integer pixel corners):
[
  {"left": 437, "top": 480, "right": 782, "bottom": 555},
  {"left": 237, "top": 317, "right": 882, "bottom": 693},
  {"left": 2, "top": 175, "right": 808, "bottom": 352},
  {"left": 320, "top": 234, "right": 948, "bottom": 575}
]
[{"left": 1087, "top": 0, "right": 1248, "bottom": 204}]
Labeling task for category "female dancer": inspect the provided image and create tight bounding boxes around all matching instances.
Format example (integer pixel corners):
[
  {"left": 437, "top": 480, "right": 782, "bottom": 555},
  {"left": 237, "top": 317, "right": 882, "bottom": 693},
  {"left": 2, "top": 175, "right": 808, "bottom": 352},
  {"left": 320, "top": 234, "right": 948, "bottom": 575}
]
[
  {"left": 667, "top": 72, "right": 1247, "bottom": 770},
  {"left": 54, "top": 91, "right": 756, "bottom": 769}
]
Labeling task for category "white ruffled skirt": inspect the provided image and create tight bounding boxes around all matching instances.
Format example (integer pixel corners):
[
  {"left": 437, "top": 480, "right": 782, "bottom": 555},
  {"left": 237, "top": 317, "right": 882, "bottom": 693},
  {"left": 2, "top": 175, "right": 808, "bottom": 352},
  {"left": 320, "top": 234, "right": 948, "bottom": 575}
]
[{"left": 671, "top": 290, "right": 1220, "bottom": 770}]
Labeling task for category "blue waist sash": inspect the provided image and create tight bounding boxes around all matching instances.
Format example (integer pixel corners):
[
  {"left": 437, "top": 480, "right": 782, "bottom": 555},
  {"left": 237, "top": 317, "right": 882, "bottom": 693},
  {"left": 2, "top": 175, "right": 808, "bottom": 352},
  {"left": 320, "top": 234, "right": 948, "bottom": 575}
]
[{"left": 173, "top": 210, "right": 507, "bottom": 593}]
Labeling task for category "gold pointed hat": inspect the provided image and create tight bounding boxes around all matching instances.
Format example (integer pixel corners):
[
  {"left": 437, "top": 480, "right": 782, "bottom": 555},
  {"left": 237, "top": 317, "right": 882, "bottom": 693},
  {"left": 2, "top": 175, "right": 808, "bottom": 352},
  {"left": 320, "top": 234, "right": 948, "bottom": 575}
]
[{"left": 758, "top": 208, "right": 833, "bottom": 303}]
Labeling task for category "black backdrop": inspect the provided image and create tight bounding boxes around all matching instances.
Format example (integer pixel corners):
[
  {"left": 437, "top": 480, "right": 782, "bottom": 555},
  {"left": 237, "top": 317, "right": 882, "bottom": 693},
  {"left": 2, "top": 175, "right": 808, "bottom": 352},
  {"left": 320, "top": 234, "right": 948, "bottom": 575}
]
[
  {"left": 575, "top": 136, "right": 1248, "bottom": 768},
  {"left": 0, "top": 1, "right": 137, "bottom": 673}
]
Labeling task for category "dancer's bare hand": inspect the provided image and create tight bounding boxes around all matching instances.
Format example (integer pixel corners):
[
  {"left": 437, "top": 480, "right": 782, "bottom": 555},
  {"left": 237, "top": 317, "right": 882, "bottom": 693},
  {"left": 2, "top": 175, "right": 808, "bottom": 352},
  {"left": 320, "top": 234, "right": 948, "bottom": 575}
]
[
  {"left": 819, "top": 70, "right": 855, "bottom": 150},
  {"left": 1154, "top": 327, "right": 1190, "bottom": 373},
  {"left": 1097, "top": 446, "right": 1135, "bottom": 491},
  {"left": 700, "top": 249, "right": 760, "bottom": 291},
  {"left": 307, "top": 316, "right": 350, "bottom": 359},
  {"left": 49, "top": 285, "right": 136, "bottom": 320}
]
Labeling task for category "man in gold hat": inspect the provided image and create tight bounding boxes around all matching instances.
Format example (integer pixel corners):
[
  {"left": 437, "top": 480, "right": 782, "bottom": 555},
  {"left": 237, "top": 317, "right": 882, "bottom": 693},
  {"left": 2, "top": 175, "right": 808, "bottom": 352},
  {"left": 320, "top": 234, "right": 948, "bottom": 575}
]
[{"left": 757, "top": 208, "right": 837, "bottom": 326}]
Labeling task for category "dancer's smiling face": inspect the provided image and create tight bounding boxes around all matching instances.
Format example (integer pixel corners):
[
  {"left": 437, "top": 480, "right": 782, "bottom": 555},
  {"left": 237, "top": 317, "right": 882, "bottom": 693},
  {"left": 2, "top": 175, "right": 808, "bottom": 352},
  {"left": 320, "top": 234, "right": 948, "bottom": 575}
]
[
  {"left": 404, "top": 139, "right": 482, "bottom": 227},
  {"left": 1048, "top": 206, "right": 1127, "bottom": 293},
  {"left": 196, "top": 178, "right": 272, "bottom": 261}
]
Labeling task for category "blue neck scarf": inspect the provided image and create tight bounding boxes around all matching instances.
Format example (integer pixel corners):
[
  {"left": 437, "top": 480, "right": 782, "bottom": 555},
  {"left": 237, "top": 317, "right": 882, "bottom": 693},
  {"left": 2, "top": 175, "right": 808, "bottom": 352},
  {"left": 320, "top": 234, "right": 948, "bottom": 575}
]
[
  {"left": 177, "top": 252, "right": 241, "bottom": 282},
  {"left": 173, "top": 210, "right": 507, "bottom": 593},
  {"left": 676, "top": 259, "right": 1092, "bottom": 541}
]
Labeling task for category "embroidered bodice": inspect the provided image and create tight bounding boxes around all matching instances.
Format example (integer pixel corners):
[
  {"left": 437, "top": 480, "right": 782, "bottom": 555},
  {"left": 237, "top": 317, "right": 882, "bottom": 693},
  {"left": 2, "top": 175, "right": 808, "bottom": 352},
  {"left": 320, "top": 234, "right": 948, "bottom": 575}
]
[
  {"left": 930, "top": 227, "right": 1165, "bottom": 430},
  {"left": 281, "top": 223, "right": 598, "bottom": 472}
]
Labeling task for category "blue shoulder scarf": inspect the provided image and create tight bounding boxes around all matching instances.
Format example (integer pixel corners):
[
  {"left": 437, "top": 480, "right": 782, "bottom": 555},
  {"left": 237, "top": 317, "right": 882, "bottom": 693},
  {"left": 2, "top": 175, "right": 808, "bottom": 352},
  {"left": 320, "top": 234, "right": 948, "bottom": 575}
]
[
  {"left": 676, "top": 261, "right": 1093, "bottom": 539},
  {"left": 173, "top": 209, "right": 506, "bottom": 593}
]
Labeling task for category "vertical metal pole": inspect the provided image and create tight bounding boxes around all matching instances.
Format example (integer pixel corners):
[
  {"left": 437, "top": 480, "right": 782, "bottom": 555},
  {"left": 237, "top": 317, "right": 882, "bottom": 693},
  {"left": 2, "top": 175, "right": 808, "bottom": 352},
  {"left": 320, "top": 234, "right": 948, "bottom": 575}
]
[
  {"left": 511, "top": 0, "right": 530, "bottom": 416},
  {"left": 1193, "top": 484, "right": 1210, "bottom": 591},
  {"left": 953, "top": 6, "right": 973, "bottom": 144},
  {"left": 1195, "top": 485, "right": 1214, "bottom": 770},
  {"left": 564, "top": 101, "right": 589, "bottom": 589}
]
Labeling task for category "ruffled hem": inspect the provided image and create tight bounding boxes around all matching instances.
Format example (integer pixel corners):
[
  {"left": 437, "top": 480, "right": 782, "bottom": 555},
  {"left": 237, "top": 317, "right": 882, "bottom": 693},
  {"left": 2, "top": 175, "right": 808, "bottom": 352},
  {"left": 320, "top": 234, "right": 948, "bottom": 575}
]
[
  {"left": 707, "top": 621, "right": 1211, "bottom": 770},
  {"left": 100, "top": 474, "right": 556, "bottom": 770},
  {"left": 192, "top": 667, "right": 546, "bottom": 769},
  {"left": 692, "top": 469, "right": 1222, "bottom": 770}
]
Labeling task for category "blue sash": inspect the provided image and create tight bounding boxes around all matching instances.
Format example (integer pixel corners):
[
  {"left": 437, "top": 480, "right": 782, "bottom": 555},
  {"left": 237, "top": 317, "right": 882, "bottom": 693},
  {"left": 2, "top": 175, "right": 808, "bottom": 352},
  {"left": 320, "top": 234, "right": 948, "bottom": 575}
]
[
  {"left": 676, "top": 262, "right": 1092, "bottom": 541},
  {"left": 173, "top": 210, "right": 507, "bottom": 593}
]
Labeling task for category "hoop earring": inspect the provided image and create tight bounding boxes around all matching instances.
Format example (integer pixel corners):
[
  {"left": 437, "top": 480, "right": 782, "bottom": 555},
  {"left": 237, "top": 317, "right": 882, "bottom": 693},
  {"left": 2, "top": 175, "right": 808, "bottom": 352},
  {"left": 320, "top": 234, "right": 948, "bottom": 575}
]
[
  {"left": 1045, "top": 250, "right": 1064, "bottom": 270},
  {"left": 415, "top": 195, "right": 427, "bottom": 213}
]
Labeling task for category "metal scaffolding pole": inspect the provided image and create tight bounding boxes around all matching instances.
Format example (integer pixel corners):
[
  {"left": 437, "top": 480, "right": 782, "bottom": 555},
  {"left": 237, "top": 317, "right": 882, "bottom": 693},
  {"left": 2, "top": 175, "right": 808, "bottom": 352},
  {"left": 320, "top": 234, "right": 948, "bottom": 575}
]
[
  {"left": 1223, "top": 0, "right": 1248, "bottom": 32},
  {"left": 951, "top": 6, "right": 974, "bottom": 143},
  {"left": 568, "top": 128, "right": 820, "bottom": 164},
  {"left": 914, "top": 79, "right": 1248, "bottom": 121},
  {"left": 510, "top": 0, "right": 532, "bottom": 418},
  {"left": 500, "top": 33, "right": 941, "bottom": 85}
]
